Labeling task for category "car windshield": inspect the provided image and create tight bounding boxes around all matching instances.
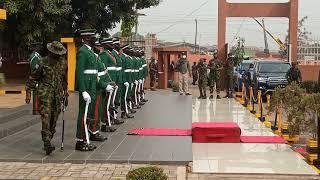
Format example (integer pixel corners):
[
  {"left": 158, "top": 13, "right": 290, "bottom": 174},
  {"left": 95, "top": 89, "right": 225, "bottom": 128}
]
[
  {"left": 241, "top": 63, "right": 251, "bottom": 71},
  {"left": 259, "top": 63, "right": 291, "bottom": 73}
]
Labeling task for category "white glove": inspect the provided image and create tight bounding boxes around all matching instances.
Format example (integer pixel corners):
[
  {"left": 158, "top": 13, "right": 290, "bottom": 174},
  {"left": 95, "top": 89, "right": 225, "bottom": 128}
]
[
  {"left": 124, "top": 82, "right": 129, "bottom": 87},
  {"left": 139, "top": 79, "right": 143, "bottom": 83},
  {"left": 106, "top": 85, "right": 113, "bottom": 92},
  {"left": 134, "top": 80, "right": 138, "bottom": 85},
  {"left": 82, "top": 91, "right": 91, "bottom": 103},
  {"left": 131, "top": 83, "right": 134, "bottom": 87}
]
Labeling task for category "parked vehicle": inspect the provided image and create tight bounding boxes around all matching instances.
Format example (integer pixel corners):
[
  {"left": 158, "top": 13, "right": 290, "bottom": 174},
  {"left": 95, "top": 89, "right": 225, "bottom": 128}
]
[
  {"left": 234, "top": 60, "right": 254, "bottom": 91},
  {"left": 252, "top": 60, "right": 291, "bottom": 99}
]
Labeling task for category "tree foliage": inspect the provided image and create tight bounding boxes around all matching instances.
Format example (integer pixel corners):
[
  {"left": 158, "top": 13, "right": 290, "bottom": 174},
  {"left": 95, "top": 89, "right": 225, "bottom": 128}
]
[
  {"left": 2, "top": 0, "right": 72, "bottom": 47},
  {"left": 269, "top": 82, "right": 320, "bottom": 138},
  {"left": 230, "top": 37, "right": 245, "bottom": 66},
  {"left": 0, "top": 0, "right": 161, "bottom": 49},
  {"left": 279, "top": 16, "right": 311, "bottom": 57}
]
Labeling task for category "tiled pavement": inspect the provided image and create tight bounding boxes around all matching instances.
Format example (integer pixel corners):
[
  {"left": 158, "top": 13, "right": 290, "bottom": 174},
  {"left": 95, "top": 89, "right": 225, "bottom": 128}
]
[
  {"left": 0, "top": 162, "right": 180, "bottom": 179},
  {"left": 0, "top": 91, "right": 192, "bottom": 164},
  {"left": 192, "top": 96, "right": 318, "bottom": 175}
]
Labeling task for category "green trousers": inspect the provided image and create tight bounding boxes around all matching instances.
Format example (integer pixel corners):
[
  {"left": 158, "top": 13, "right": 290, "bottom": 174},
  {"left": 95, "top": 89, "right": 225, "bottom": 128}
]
[{"left": 76, "top": 88, "right": 97, "bottom": 141}]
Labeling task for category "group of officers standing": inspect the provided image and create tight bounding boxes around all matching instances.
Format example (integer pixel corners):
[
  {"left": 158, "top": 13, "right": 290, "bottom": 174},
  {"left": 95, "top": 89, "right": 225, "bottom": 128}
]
[
  {"left": 26, "top": 28, "right": 149, "bottom": 155},
  {"left": 192, "top": 53, "right": 234, "bottom": 99}
]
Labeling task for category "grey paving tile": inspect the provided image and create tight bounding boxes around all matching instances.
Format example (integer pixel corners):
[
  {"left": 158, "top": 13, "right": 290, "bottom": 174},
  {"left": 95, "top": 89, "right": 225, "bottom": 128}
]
[
  {"left": 108, "top": 136, "right": 141, "bottom": 159},
  {"left": 0, "top": 92, "right": 192, "bottom": 164}
]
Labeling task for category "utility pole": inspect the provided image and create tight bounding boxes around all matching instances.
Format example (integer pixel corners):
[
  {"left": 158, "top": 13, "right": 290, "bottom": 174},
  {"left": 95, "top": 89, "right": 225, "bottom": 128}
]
[
  {"left": 195, "top": 19, "right": 198, "bottom": 54},
  {"left": 199, "top": 34, "right": 201, "bottom": 53},
  {"left": 262, "top": 19, "right": 270, "bottom": 55}
]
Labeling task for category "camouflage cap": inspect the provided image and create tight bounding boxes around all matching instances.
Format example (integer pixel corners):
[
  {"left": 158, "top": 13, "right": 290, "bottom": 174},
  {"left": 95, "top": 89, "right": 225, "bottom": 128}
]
[{"left": 47, "top": 41, "right": 67, "bottom": 55}]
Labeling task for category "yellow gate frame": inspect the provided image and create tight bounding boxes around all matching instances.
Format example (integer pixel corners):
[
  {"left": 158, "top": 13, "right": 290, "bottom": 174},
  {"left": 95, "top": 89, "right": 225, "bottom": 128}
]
[
  {"left": 0, "top": 9, "right": 6, "bottom": 20},
  {"left": 61, "top": 38, "right": 76, "bottom": 91}
]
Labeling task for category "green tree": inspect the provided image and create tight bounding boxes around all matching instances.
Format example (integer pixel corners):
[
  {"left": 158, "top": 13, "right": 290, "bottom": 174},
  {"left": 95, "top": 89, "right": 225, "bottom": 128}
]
[
  {"left": 279, "top": 16, "right": 311, "bottom": 57},
  {"left": 2, "top": 0, "right": 71, "bottom": 48},
  {"left": 1, "top": 0, "right": 161, "bottom": 50},
  {"left": 230, "top": 37, "right": 245, "bottom": 66},
  {"left": 71, "top": 0, "right": 161, "bottom": 37}
]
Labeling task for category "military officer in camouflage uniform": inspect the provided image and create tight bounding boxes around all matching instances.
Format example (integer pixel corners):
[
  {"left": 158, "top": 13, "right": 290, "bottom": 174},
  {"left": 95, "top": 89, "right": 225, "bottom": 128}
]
[
  {"left": 208, "top": 54, "right": 223, "bottom": 99},
  {"left": 197, "top": 58, "right": 207, "bottom": 99},
  {"left": 75, "top": 29, "right": 99, "bottom": 151},
  {"left": 25, "top": 42, "right": 43, "bottom": 115},
  {"left": 286, "top": 61, "right": 302, "bottom": 84},
  {"left": 30, "top": 41, "right": 67, "bottom": 155},
  {"left": 225, "top": 53, "right": 234, "bottom": 98},
  {"left": 192, "top": 62, "right": 198, "bottom": 85},
  {"left": 149, "top": 57, "right": 158, "bottom": 91}
]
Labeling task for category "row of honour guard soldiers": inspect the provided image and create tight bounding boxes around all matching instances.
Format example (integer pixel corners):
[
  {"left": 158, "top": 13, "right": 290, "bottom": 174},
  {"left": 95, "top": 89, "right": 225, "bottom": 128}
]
[{"left": 26, "top": 28, "right": 149, "bottom": 155}]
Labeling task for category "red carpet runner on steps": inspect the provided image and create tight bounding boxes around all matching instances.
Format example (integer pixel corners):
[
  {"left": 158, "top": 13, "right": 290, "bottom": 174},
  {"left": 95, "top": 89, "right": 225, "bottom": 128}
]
[{"left": 128, "top": 122, "right": 287, "bottom": 144}]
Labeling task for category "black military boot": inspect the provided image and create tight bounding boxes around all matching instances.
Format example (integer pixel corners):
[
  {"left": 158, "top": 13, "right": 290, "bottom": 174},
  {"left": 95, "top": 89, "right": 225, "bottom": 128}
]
[
  {"left": 90, "top": 133, "right": 108, "bottom": 142},
  {"left": 101, "top": 124, "right": 116, "bottom": 132},
  {"left": 209, "top": 95, "right": 214, "bottom": 99},
  {"left": 130, "top": 109, "right": 137, "bottom": 114},
  {"left": 43, "top": 141, "right": 55, "bottom": 155},
  {"left": 198, "top": 89, "right": 203, "bottom": 99},
  {"left": 217, "top": 95, "right": 221, "bottom": 99},
  {"left": 203, "top": 90, "right": 207, "bottom": 99},
  {"left": 139, "top": 101, "right": 145, "bottom": 106},
  {"left": 75, "top": 141, "right": 96, "bottom": 151},
  {"left": 121, "top": 112, "right": 134, "bottom": 119},
  {"left": 133, "top": 104, "right": 141, "bottom": 109},
  {"left": 113, "top": 118, "right": 124, "bottom": 125}
]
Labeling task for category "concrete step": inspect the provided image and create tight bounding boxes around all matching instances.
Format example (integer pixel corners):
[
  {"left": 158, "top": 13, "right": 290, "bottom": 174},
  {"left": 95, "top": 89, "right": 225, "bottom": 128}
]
[
  {"left": 0, "top": 105, "right": 31, "bottom": 124},
  {"left": 0, "top": 114, "right": 40, "bottom": 139}
]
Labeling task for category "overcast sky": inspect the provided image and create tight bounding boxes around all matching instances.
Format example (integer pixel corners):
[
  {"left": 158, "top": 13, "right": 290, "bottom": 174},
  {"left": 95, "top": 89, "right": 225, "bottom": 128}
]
[{"left": 110, "top": 0, "right": 320, "bottom": 51}]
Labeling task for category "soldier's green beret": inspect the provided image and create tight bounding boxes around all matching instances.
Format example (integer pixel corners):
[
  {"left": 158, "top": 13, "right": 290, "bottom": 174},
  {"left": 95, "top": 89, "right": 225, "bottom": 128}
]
[{"left": 47, "top": 41, "right": 67, "bottom": 55}]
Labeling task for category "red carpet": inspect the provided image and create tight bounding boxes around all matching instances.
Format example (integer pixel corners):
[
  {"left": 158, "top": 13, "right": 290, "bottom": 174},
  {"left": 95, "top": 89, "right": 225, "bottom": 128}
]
[
  {"left": 192, "top": 122, "right": 241, "bottom": 143},
  {"left": 240, "top": 136, "right": 287, "bottom": 144},
  {"left": 127, "top": 128, "right": 192, "bottom": 136}
]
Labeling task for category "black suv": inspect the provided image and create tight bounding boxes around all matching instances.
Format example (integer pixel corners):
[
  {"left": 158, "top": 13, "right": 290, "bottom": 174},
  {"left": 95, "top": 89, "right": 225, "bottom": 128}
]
[{"left": 252, "top": 60, "right": 291, "bottom": 98}]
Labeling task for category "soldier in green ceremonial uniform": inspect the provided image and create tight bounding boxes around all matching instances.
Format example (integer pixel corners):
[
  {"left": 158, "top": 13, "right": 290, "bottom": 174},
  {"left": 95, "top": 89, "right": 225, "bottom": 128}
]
[
  {"left": 75, "top": 29, "right": 98, "bottom": 151},
  {"left": 31, "top": 41, "right": 67, "bottom": 155},
  {"left": 111, "top": 39, "right": 134, "bottom": 119},
  {"left": 85, "top": 41, "right": 112, "bottom": 141},
  {"left": 25, "top": 42, "right": 43, "bottom": 115},
  {"left": 123, "top": 48, "right": 137, "bottom": 114},
  {"left": 100, "top": 38, "right": 124, "bottom": 132},
  {"left": 137, "top": 53, "right": 145, "bottom": 106},
  {"left": 140, "top": 50, "right": 148, "bottom": 102},
  {"left": 119, "top": 44, "right": 134, "bottom": 118},
  {"left": 132, "top": 52, "right": 142, "bottom": 108},
  {"left": 197, "top": 58, "right": 207, "bottom": 99}
]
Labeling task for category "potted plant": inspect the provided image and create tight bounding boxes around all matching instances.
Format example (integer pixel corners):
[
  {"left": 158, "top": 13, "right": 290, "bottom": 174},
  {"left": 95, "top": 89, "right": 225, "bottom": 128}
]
[{"left": 126, "top": 166, "right": 168, "bottom": 180}]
